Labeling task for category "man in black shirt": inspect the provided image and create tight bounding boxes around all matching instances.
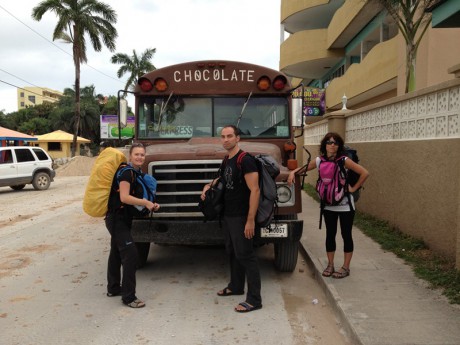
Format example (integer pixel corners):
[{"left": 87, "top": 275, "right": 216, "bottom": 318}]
[{"left": 201, "top": 125, "right": 262, "bottom": 312}]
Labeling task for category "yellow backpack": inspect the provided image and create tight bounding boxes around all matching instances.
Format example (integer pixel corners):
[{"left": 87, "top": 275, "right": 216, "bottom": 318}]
[{"left": 83, "top": 147, "right": 127, "bottom": 217}]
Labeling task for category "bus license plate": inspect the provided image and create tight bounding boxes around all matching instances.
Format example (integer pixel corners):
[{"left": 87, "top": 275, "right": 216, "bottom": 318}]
[{"left": 260, "top": 223, "right": 288, "bottom": 238}]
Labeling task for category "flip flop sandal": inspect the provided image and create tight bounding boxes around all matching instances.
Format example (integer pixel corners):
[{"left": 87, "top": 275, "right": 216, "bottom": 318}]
[
  {"left": 123, "top": 299, "right": 146, "bottom": 308},
  {"left": 332, "top": 267, "right": 350, "bottom": 279},
  {"left": 322, "top": 265, "right": 335, "bottom": 277},
  {"left": 217, "top": 287, "right": 244, "bottom": 297},
  {"left": 234, "top": 302, "right": 262, "bottom": 313}
]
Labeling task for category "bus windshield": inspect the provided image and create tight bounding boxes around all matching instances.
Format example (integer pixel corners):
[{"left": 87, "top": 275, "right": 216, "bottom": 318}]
[{"left": 137, "top": 96, "right": 289, "bottom": 139}]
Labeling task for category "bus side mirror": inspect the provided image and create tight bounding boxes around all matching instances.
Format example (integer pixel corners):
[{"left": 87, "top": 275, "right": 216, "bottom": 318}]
[
  {"left": 291, "top": 97, "right": 303, "bottom": 127},
  {"left": 119, "top": 98, "right": 128, "bottom": 128}
]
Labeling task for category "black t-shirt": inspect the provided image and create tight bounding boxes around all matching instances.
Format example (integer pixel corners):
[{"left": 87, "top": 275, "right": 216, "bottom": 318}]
[
  {"left": 118, "top": 168, "right": 143, "bottom": 199},
  {"left": 108, "top": 166, "right": 143, "bottom": 215},
  {"left": 221, "top": 150, "right": 258, "bottom": 217}
]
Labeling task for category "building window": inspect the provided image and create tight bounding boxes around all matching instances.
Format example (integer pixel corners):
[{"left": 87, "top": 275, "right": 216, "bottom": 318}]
[
  {"left": 20, "top": 102, "right": 24, "bottom": 107},
  {"left": 20, "top": 92, "right": 24, "bottom": 97},
  {"left": 28, "top": 95, "right": 36, "bottom": 104},
  {"left": 48, "top": 142, "right": 62, "bottom": 151}
]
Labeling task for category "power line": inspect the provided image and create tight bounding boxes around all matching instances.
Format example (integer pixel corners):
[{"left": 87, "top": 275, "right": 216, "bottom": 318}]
[
  {"left": 0, "top": 68, "right": 42, "bottom": 89},
  {"left": 0, "top": 4, "right": 124, "bottom": 84}
]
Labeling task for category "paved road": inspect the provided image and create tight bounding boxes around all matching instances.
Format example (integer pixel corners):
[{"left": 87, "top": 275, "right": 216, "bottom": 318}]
[{"left": 0, "top": 177, "right": 350, "bottom": 345}]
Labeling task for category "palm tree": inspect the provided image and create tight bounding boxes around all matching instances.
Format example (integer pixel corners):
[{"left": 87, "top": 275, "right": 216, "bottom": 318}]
[
  {"left": 32, "top": 0, "right": 117, "bottom": 157},
  {"left": 111, "top": 48, "right": 156, "bottom": 94}
]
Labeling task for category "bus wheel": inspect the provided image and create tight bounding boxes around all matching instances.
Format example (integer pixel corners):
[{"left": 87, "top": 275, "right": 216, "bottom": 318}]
[
  {"left": 274, "top": 241, "right": 299, "bottom": 272},
  {"left": 136, "top": 242, "right": 150, "bottom": 268}
]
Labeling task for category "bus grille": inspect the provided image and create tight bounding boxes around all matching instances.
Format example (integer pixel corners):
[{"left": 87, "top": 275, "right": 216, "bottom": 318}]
[{"left": 148, "top": 159, "right": 222, "bottom": 218}]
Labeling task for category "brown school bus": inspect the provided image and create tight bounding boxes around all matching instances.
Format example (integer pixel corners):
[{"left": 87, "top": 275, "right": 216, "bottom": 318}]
[{"left": 119, "top": 60, "right": 305, "bottom": 272}]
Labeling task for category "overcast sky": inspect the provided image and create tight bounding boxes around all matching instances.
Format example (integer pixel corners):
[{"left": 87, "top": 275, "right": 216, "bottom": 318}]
[{"left": 0, "top": 0, "right": 281, "bottom": 114}]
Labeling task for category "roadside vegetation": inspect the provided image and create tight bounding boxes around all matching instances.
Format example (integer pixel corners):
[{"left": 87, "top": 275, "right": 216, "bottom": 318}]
[{"left": 303, "top": 184, "right": 460, "bottom": 304}]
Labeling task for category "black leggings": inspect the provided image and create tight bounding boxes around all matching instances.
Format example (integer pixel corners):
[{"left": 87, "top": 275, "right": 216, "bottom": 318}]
[{"left": 323, "top": 210, "right": 355, "bottom": 253}]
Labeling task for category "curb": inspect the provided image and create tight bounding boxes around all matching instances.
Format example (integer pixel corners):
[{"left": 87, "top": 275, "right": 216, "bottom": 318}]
[{"left": 298, "top": 243, "right": 364, "bottom": 345}]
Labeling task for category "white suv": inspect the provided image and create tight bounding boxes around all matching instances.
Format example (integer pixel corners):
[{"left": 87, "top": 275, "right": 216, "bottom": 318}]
[{"left": 0, "top": 146, "right": 56, "bottom": 191}]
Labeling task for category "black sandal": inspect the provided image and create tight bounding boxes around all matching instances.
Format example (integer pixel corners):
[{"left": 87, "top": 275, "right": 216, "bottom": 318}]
[
  {"left": 234, "top": 302, "right": 262, "bottom": 313},
  {"left": 322, "top": 265, "right": 335, "bottom": 277},
  {"left": 332, "top": 267, "right": 350, "bottom": 279},
  {"left": 217, "top": 287, "right": 244, "bottom": 297}
]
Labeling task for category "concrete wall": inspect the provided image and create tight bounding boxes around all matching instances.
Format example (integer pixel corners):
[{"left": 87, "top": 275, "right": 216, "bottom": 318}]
[{"left": 303, "top": 78, "right": 460, "bottom": 269}]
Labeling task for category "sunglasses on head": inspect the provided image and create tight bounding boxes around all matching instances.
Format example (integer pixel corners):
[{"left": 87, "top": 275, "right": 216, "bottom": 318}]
[{"left": 131, "top": 142, "right": 144, "bottom": 148}]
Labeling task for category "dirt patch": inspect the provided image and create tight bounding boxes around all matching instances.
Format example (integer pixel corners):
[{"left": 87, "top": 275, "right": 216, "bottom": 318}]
[
  {"left": 55, "top": 156, "right": 96, "bottom": 177},
  {"left": 0, "top": 254, "right": 31, "bottom": 278},
  {"left": 19, "top": 244, "right": 59, "bottom": 254}
]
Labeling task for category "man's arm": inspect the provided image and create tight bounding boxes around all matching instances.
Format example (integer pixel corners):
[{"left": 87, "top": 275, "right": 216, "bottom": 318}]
[{"left": 244, "top": 171, "right": 260, "bottom": 239}]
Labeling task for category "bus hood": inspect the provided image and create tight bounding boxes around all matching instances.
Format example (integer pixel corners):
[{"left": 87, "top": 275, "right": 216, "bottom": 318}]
[{"left": 144, "top": 138, "right": 282, "bottom": 163}]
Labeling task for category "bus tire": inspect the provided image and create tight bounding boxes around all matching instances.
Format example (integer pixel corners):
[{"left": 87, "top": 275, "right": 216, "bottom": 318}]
[
  {"left": 274, "top": 240, "right": 299, "bottom": 272},
  {"left": 136, "top": 242, "right": 150, "bottom": 268}
]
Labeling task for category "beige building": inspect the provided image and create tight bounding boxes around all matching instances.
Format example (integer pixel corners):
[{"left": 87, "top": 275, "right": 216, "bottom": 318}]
[
  {"left": 35, "top": 130, "right": 90, "bottom": 159},
  {"left": 17, "top": 87, "right": 63, "bottom": 110},
  {"left": 280, "top": 0, "right": 460, "bottom": 111},
  {"left": 283, "top": 1, "right": 460, "bottom": 267}
]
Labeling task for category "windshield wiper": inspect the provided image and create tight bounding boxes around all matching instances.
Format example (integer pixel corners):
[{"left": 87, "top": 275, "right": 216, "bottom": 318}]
[
  {"left": 157, "top": 92, "right": 174, "bottom": 129},
  {"left": 236, "top": 91, "right": 252, "bottom": 127}
]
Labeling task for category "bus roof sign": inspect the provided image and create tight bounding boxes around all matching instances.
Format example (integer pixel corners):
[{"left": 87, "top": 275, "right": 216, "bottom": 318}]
[{"left": 136, "top": 60, "right": 291, "bottom": 95}]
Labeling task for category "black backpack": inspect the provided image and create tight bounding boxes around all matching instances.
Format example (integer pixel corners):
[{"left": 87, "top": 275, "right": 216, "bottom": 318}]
[
  {"left": 236, "top": 152, "right": 280, "bottom": 228},
  {"left": 343, "top": 146, "right": 361, "bottom": 202},
  {"left": 198, "top": 177, "right": 225, "bottom": 221},
  {"left": 199, "top": 152, "right": 280, "bottom": 227}
]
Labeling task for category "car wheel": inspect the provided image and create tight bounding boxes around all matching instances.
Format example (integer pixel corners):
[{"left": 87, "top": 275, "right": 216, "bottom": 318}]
[
  {"left": 32, "top": 172, "right": 51, "bottom": 190},
  {"left": 10, "top": 184, "right": 26, "bottom": 190}
]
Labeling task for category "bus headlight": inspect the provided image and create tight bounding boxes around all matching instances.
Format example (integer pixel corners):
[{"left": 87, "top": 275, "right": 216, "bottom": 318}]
[{"left": 277, "top": 185, "right": 292, "bottom": 203}]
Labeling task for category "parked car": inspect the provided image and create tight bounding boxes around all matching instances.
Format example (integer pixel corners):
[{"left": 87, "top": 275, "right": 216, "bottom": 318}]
[{"left": 0, "top": 146, "right": 56, "bottom": 191}]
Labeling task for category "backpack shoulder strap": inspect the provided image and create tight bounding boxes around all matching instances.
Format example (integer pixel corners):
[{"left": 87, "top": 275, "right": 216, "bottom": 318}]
[
  {"left": 236, "top": 151, "right": 248, "bottom": 170},
  {"left": 337, "top": 156, "right": 347, "bottom": 175},
  {"left": 116, "top": 164, "right": 139, "bottom": 193}
]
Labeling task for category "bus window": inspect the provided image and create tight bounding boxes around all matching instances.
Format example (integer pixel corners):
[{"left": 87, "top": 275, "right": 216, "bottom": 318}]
[
  {"left": 214, "top": 97, "right": 289, "bottom": 138},
  {"left": 138, "top": 96, "right": 289, "bottom": 139},
  {"left": 138, "top": 97, "right": 212, "bottom": 139}
]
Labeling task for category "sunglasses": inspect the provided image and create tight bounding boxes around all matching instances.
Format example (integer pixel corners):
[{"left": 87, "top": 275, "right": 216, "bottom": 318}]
[{"left": 326, "top": 140, "right": 338, "bottom": 145}]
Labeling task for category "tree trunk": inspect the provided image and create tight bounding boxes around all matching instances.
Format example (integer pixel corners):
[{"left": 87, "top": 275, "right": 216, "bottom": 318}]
[
  {"left": 71, "top": 37, "right": 81, "bottom": 158},
  {"left": 405, "top": 42, "right": 417, "bottom": 94}
]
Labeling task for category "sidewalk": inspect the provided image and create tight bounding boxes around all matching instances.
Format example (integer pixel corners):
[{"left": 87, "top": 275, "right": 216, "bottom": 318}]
[{"left": 298, "top": 192, "right": 460, "bottom": 345}]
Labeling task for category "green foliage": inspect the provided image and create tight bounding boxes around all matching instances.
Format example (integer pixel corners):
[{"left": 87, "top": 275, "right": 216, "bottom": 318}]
[
  {"left": 101, "top": 95, "right": 118, "bottom": 115},
  {"left": 49, "top": 85, "right": 102, "bottom": 143},
  {"left": 303, "top": 183, "right": 460, "bottom": 304},
  {"left": 1, "top": 103, "right": 57, "bottom": 134},
  {"left": 0, "top": 110, "right": 11, "bottom": 127},
  {"left": 111, "top": 48, "right": 156, "bottom": 92},
  {"left": 18, "top": 117, "right": 51, "bottom": 135}
]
